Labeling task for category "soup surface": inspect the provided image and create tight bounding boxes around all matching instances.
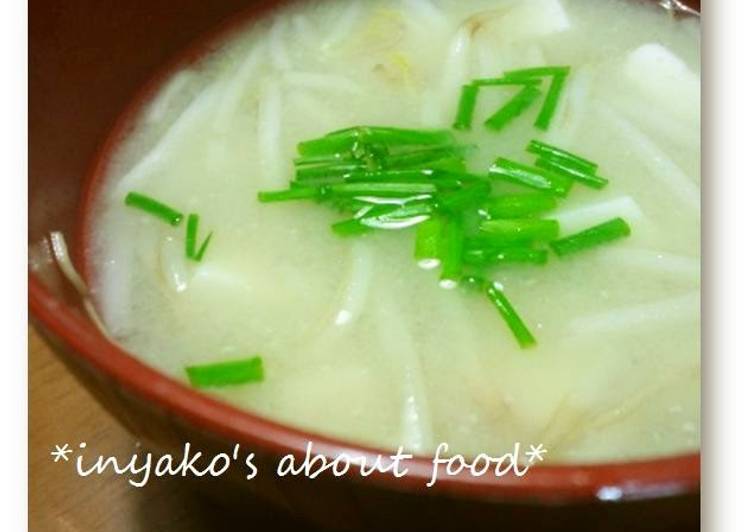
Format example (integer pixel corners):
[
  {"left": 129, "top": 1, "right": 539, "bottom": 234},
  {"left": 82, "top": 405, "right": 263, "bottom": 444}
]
[{"left": 87, "top": 0, "right": 700, "bottom": 462}]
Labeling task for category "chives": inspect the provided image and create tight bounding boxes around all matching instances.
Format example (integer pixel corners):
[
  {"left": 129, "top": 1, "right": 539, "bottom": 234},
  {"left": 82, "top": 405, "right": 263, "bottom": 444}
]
[
  {"left": 550, "top": 217, "right": 631, "bottom": 257},
  {"left": 185, "top": 214, "right": 213, "bottom": 262},
  {"left": 501, "top": 66, "right": 570, "bottom": 82},
  {"left": 345, "top": 168, "right": 434, "bottom": 182},
  {"left": 296, "top": 163, "right": 364, "bottom": 181},
  {"left": 124, "top": 192, "right": 183, "bottom": 226},
  {"left": 383, "top": 145, "right": 470, "bottom": 170},
  {"left": 414, "top": 216, "right": 445, "bottom": 269},
  {"left": 484, "top": 84, "right": 542, "bottom": 131},
  {"left": 533, "top": 69, "right": 569, "bottom": 130},
  {"left": 257, "top": 119, "right": 633, "bottom": 351},
  {"left": 294, "top": 152, "right": 355, "bottom": 167},
  {"left": 453, "top": 84, "right": 480, "bottom": 130},
  {"left": 534, "top": 157, "right": 609, "bottom": 190},
  {"left": 526, "top": 139, "right": 598, "bottom": 174},
  {"left": 489, "top": 157, "right": 573, "bottom": 197},
  {"left": 298, "top": 126, "right": 456, "bottom": 156},
  {"left": 437, "top": 180, "right": 491, "bottom": 212},
  {"left": 471, "top": 77, "right": 543, "bottom": 87},
  {"left": 439, "top": 216, "right": 464, "bottom": 288},
  {"left": 479, "top": 218, "right": 560, "bottom": 243},
  {"left": 482, "top": 193, "right": 557, "bottom": 219},
  {"left": 450, "top": 66, "right": 571, "bottom": 132},
  {"left": 486, "top": 282, "right": 536, "bottom": 348},
  {"left": 185, "top": 356, "right": 264, "bottom": 388},
  {"left": 463, "top": 245, "right": 548, "bottom": 266},
  {"left": 329, "top": 182, "right": 438, "bottom": 197},
  {"left": 360, "top": 202, "right": 433, "bottom": 229},
  {"left": 257, "top": 187, "right": 324, "bottom": 203}
]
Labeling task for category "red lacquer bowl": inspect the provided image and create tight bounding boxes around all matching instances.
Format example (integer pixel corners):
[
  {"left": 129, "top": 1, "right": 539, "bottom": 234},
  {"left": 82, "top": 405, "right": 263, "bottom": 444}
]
[{"left": 29, "top": 0, "right": 700, "bottom": 530}]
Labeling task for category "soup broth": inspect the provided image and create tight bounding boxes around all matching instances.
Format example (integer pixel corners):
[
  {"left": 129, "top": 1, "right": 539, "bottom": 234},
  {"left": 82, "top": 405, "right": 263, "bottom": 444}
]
[{"left": 87, "top": 0, "right": 700, "bottom": 462}]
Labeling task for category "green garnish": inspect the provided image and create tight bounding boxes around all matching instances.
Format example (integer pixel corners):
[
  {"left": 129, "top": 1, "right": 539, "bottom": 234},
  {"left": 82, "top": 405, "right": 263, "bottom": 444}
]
[
  {"left": 360, "top": 201, "right": 434, "bottom": 229},
  {"left": 501, "top": 66, "right": 571, "bottom": 81},
  {"left": 471, "top": 77, "right": 543, "bottom": 87},
  {"left": 258, "top": 113, "right": 632, "bottom": 351},
  {"left": 534, "top": 157, "right": 609, "bottom": 190},
  {"left": 439, "top": 216, "right": 464, "bottom": 288},
  {"left": 414, "top": 216, "right": 444, "bottom": 269},
  {"left": 485, "top": 281, "right": 536, "bottom": 348},
  {"left": 479, "top": 218, "right": 559, "bottom": 243},
  {"left": 484, "top": 84, "right": 542, "bottom": 131},
  {"left": 488, "top": 157, "right": 573, "bottom": 197},
  {"left": 437, "top": 180, "right": 491, "bottom": 212},
  {"left": 185, "top": 356, "right": 264, "bottom": 388},
  {"left": 297, "top": 126, "right": 457, "bottom": 157},
  {"left": 257, "top": 187, "right": 325, "bottom": 203},
  {"left": 532, "top": 69, "right": 569, "bottom": 130},
  {"left": 451, "top": 66, "right": 570, "bottom": 133},
  {"left": 526, "top": 139, "right": 598, "bottom": 174},
  {"left": 329, "top": 182, "right": 438, "bottom": 197},
  {"left": 185, "top": 213, "right": 213, "bottom": 262},
  {"left": 124, "top": 192, "right": 183, "bottom": 226},
  {"left": 463, "top": 244, "right": 548, "bottom": 266},
  {"left": 482, "top": 193, "right": 557, "bottom": 219},
  {"left": 453, "top": 85, "right": 480, "bottom": 130},
  {"left": 550, "top": 218, "right": 631, "bottom": 257},
  {"left": 382, "top": 145, "right": 471, "bottom": 170},
  {"left": 296, "top": 162, "right": 364, "bottom": 181},
  {"left": 485, "top": 66, "right": 570, "bottom": 131}
]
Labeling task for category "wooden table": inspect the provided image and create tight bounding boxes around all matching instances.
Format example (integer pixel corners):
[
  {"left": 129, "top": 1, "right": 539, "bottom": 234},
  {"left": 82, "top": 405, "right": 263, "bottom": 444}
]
[{"left": 29, "top": 327, "right": 320, "bottom": 531}]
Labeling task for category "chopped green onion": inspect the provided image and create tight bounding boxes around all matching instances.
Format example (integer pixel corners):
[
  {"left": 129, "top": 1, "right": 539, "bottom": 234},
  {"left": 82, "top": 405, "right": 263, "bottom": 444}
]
[
  {"left": 344, "top": 168, "right": 434, "bottom": 182},
  {"left": 501, "top": 66, "right": 570, "bottom": 82},
  {"left": 124, "top": 192, "right": 183, "bottom": 226},
  {"left": 484, "top": 84, "right": 542, "bottom": 131},
  {"left": 488, "top": 157, "right": 573, "bottom": 197},
  {"left": 479, "top": 218, "right": 560, "bottom": 243},
  {"left": 534, "top": 157, "right": 609, "bottom": 190},
  {"left": 296, "top": 163, "right": 364, "bottom": 181},
  {"left": 383, "top": 145, "right": 470, "bottom": 170},
  {"left": 414, "top": 216, "right": 444, "bottom": 269},
  {"left": 453, "top": 84, "right": 480, "bottom": 130},
  {"left": 298, "top": 126, "right": 457, "bottom": 157},
  {"left": 482, "top": 193, "right": 557, "bottom": 218},
  {"left": 294, "top": 152, "right": 355, "bottom": 167},
  {"left": 359, "top": 202, "right": 433, "bottom": 229},
  {"left": 437, "top": 180, "right": 491, "bottom": 212},
  {"left": 463, "top": 244, "right": 548, "bottom": 266},
  {"left": 418, "top": 156, "right": 467, "bottom": 173},
  {"left": 533, "top": 69, "right": 569, "bottom": 130},
  {"left": 185, "top": 356, "right": 264, "bottom": 388},
  {"left": 348, "top": 194, "right": 432, "bottom": 207},
  {"left": 485, "top": 282, "right": 536, "bottom": 348},
  {"left": 329, "top": 182, "right": 438, "bottom": 197},
  {"left": 257, "top": 187, "right": 325, "bottom": 203},
  {"left": 471, "top": 77, "right": 543, "bottom": 87},
  {"left": 526, "top": 139, "right": 598, "bottom": 174},
  {"left": 194, "top": 232, "right": 213, "bottom": 261},
  {"left": 185, "top": 213, "right": 213, "bottom": 262},
  {"left": 439, "top": 216, "right": 464, "bottom": 288},
  {"left": 550, "top": 217, "right": 631, "bottom": 257}
]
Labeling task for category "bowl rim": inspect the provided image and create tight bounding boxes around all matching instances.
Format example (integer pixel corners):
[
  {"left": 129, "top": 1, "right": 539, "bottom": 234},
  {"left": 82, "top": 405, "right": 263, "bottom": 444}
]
[{"left": 29, "top": 0, "right": 701, "bottom": 504}]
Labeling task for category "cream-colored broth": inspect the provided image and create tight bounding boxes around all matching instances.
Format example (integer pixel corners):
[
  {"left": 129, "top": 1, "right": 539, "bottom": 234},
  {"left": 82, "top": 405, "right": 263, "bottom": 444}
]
[{"left": 89, "top": 0, "right": 700, "bottom": 462}]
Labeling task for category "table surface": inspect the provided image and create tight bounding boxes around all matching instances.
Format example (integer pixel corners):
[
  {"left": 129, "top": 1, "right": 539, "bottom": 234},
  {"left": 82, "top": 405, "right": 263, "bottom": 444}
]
[{"left": 28, "top": 327, "right": 320, "bottom": 532}]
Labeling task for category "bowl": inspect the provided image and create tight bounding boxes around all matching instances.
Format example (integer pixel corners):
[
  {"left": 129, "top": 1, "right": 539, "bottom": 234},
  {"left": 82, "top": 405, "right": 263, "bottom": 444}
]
[{"left": 29, "top": 0, "right": 700, "bottom": 529}]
